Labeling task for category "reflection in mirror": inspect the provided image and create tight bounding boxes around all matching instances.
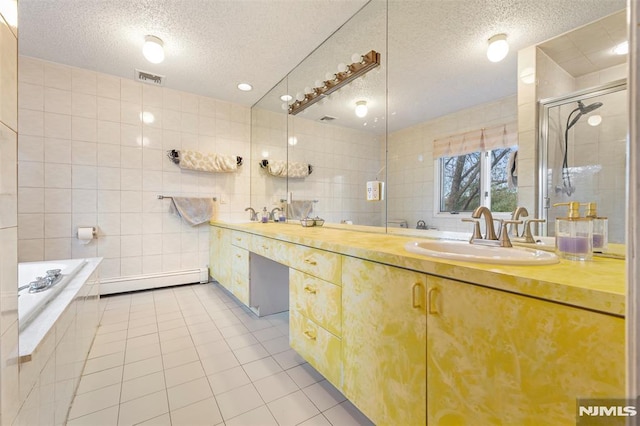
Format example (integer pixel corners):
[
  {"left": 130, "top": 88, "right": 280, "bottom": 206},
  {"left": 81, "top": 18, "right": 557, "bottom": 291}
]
[
  {"left": 540, "top": 81, "right": 627, "bottom": 244},
  {"left": 536, "top": 9, "right": 628, "bottom": 247},
  {"left": 251, "top": 0, "right": 387, "bottom": 225},
  {"left": 249, "top": 0, "right": 626, "bottom": 234}
]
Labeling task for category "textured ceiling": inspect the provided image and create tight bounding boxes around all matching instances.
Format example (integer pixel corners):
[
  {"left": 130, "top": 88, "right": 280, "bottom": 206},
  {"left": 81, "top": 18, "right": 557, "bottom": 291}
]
[
  {"left": 18, "top": 0, "right": 368, "bottom": 106},
  {"left": 19, "top": 0, "right": 626, "bottom": 132}
]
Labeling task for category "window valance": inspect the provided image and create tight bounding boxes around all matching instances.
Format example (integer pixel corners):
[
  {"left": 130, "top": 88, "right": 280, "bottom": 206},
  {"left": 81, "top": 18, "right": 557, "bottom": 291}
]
[{"left": 433, "top": 122, "right": 518, "bottom": 159}]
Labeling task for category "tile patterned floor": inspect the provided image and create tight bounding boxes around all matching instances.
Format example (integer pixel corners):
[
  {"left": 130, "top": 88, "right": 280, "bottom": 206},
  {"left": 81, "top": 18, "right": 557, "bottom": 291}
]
[{"left": 67, "top": 283, "right": 374, "bottom": 426}]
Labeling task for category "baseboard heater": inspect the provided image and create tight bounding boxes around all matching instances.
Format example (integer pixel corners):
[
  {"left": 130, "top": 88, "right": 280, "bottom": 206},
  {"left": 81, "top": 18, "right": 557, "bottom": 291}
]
[{"left": 99, "top": 267, "right": 209, "bottom": 295}]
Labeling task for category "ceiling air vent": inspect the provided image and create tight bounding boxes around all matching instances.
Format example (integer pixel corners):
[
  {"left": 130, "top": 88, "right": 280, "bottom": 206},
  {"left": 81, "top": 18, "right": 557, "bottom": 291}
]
[
  {"left": 135, "top": 69, "right": 165, "bottom": 86},
  {"left": 319, "top": 115, "right": 337, "bottom": 122}
]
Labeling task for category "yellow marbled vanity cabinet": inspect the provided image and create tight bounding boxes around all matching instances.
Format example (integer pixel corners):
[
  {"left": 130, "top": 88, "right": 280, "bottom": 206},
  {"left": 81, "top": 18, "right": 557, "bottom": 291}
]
[
  {"left": 342, "top": 257, "right": 427, "bottom": 426},
  {"left": 426, "top": 276, "right": 624, "bottom": 426},
  {"left": 209, "top": 223, "right": 625, "bottom": 426}
]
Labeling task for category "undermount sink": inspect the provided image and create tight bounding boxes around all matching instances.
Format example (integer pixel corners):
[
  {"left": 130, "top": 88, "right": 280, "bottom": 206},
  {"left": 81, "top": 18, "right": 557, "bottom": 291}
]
[{"left": 404, "top": 240, "right": 559, "bottom": 265}]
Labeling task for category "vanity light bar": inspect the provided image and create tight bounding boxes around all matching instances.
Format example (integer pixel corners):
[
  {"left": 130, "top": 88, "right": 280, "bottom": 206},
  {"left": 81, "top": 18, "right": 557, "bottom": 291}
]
[{"left": 288, "top": 50, "right": 381, "bottom": 116}]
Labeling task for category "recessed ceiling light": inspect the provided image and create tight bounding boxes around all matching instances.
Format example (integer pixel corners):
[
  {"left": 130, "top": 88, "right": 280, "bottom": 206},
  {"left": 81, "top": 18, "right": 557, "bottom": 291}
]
[
  {"left": 613, "top": 41, "right": 628, "bottom": 55},
  {"left": 280, "top": 94, "right": 293, "bottom": 102},
  {"left": 237, "top": 83, "right": 253, "bottom": 91},
  {"left": 143, "top": 35, "right": 165, "bottom": 64}
]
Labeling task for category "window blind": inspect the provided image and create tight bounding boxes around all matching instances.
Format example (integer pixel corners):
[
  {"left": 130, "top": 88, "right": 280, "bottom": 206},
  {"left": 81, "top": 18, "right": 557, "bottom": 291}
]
[{"left": 433, "top": 122, "right": 518, "bottom": 159}]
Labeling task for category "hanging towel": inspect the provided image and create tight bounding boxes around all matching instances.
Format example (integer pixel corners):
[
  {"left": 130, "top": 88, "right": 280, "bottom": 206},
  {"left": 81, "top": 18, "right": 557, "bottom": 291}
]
[
  {"left": 260, "top": 159, "right": 312, "bottom": 178},
  {"left": 507, "top": 150, "right": 518, "bottom": 189},
  {"left": 168, "top": 197, "right": 214, "bottom": 226},
  {"left": 168, "top": 150, "right": 242, "bottom": 173},
  {"left": 287, "top": 200, "right": 315, "bottom": 219}
]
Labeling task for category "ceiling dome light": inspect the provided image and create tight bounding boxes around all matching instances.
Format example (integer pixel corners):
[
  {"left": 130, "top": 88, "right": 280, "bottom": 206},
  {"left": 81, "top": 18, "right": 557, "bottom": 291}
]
[
  {"left": 613, "top": 41, "right": 629, "bottom": 55},
  {"left": 237, "top": 83, "right": 253, "bottom": 91},
  {"left": 143, "top": 35, "right": 165, "bottom": 64},
  {"left": 355, "top": 100, "right": 368, "bottom": 118},
  {"left": 487, "top": 33, "right": 509, "bottom": 63},
  {"left": 280, "top": 94, "right": 293, "bottom": 102}
]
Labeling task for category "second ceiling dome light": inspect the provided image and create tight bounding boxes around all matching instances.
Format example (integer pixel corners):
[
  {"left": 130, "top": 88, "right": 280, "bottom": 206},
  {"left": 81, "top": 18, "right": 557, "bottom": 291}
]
[{"left": 487, "top": 33, "right": 509, "bottom": 63}]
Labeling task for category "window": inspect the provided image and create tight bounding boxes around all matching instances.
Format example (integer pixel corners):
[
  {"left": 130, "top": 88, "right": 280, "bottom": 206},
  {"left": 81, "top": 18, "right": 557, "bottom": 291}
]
[
  {"left": 439, "top": 147, "right": 517, "bottom": 213},
  {"left": 433, "top": 123, "right": 519, "bottom": 215}
]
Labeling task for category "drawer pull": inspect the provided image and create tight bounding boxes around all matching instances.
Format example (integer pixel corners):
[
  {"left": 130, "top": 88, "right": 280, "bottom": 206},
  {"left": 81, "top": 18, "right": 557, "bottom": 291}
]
[
  {"left": 261, "top": 245, "right": 269, "bottom": 250},
  {"left": 303, "top": 330, "right": 317, "bottom": 341},
  {"left": 303, "top": 258, "right": 317, "bottom": 266},
  {"left": 235, "top": 254, "right": 241, "bottom": 258},
  {"left": 235, "top": 237, "right": 242, "bottom": 242},
  {"left": 303, "top": 286, "right": 317, "bottom": 294},
  {"left": 428, "top": 287, "right": 440, "bottom": 315},
  {"left": 412, "top": 283, "right": 424, "bottom": 309}
]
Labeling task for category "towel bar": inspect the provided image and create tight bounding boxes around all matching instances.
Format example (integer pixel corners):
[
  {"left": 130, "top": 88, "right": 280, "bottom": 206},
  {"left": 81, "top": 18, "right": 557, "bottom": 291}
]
[{"left": 158, "top": 195, "right": 217, "bottom": 201}]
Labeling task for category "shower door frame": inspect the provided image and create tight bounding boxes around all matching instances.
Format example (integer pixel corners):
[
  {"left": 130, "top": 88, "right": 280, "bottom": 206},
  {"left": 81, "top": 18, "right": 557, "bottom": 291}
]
[{"left": 537, "top": 78, "right": 627, "bottom": 235}]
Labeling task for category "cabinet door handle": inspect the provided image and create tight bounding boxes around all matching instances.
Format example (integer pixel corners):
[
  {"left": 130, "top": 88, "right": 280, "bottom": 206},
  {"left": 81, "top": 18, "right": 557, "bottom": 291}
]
[
  {"left": 412, "top": 283, "right": 424, "bottom": 308},
  {"left": 261, "top": 245, "right": 269, "bottom": 250},
  {"left": 428, "top": 287, "right": 440, "bottom": 315},
  {"left": 303, "top": 330, "right": 317, "bottom": 341},
  {"left": 303, "top": 258, "right": 317, "bottom": 265},
  {"left": 303, "top": 286, "right": 317, "bottom": 294},
  {"left": 235, "top": 254, "right": 241, "bottom": 258}
]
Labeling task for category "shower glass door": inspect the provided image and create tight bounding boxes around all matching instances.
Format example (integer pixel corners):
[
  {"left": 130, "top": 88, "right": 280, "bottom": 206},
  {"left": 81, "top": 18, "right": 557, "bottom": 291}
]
[{"left": 539, "top": 79, "right": 627, "bottom": 243}]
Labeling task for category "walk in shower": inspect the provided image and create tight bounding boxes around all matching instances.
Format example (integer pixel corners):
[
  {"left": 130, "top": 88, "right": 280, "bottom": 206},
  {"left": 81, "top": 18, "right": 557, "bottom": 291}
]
[{"left": 538, "top": 79, "right": 627, "bottom": 243}]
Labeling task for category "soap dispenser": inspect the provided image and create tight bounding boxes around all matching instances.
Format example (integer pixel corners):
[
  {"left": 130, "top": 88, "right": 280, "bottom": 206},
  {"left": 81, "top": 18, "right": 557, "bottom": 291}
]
[
  {"left": 582, "top": 202, "right": 608, "bottom": 252},
  {"left": 261, "top": 207, "right": 269, "bottom": 223},
  {"left": 553, "top": 202, "right": 593, "bottom": 261}
]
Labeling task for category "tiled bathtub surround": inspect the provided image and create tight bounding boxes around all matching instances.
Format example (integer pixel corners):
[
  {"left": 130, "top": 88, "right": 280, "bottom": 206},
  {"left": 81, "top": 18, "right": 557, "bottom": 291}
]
[
  {"left": 0, "top": 6, "right": 20, "bottom": 426},
  {"left": 17, "top": 56, "right": 251, "bottom": 279}
]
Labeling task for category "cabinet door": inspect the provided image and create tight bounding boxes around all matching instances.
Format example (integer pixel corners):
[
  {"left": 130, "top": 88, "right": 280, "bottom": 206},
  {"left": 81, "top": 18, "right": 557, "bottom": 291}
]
[
  {"left": 209, "top": 227, "right": 232, "bottom": 289},
  {"left": 342, "top": 257, "right": 426, "bottom": 426},
  {"left": 427, "top": 276, "right": 625, "bottom": 426},
  {"left": 231, "top": 246, "right": 249, "bottom": 305}
]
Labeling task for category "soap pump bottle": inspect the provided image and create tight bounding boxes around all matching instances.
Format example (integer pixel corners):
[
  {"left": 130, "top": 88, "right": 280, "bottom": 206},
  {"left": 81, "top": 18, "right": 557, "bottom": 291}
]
[
  {"left": 582, "top": 202, "right": 608, "bottom": 252},
  {"left": 553, "top": 202, "right": 593, "bottom": 261},
  {"left": 261, "top": 207, "right": 269, "bottom": 223}
]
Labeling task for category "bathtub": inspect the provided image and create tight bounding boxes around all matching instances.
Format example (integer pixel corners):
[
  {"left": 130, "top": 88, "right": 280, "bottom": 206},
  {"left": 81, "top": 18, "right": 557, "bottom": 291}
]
[{"left": 18, "top": 259, "right": 87, "bottom": 332}]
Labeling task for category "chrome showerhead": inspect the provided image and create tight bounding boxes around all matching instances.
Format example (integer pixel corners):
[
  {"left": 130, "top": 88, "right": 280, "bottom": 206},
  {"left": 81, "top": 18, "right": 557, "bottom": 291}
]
[
  {"left": 567, "top": 100, "right": 604, "bottom": 130},
  {"left": 578, "top": 100, "right": 603, "bottom": 114}
]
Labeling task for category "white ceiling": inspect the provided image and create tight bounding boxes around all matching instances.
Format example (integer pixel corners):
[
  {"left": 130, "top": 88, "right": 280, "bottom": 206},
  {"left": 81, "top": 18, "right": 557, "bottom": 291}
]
[
  {"left": 17, "top": 0, "right": 369, "bottom": 105},
  {"left": 19, "top": 0, "right": 626, "bottom": 133}
]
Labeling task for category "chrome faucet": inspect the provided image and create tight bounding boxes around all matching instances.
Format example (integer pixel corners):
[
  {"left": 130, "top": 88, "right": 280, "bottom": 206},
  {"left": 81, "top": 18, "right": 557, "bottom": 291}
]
[
  {"left": 471, "top": 206, "right": 498, "bottom": 240},
  {"left": 510, "top": 206, "right": 529, "bottom": 237},
  {"left": 465, "top": 206, "right": 522, "bottom": 247},
  {"left": 270, "top": 207, "right": 281, "bottom": 221},
  {"left": 244, "top": 207, "right": 257, "bottom": 221}
]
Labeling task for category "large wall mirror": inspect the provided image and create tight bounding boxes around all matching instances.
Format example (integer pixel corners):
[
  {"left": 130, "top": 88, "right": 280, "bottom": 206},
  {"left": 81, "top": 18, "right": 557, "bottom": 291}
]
[{"left": 250, "top": 0, "right": 627, "bottom": 236}]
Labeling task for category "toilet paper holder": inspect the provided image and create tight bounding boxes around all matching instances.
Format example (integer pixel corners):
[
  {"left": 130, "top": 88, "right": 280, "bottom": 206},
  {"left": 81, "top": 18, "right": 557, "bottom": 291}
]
[{"left": 76, "top": 226, "right": 98, "bottom": 244}]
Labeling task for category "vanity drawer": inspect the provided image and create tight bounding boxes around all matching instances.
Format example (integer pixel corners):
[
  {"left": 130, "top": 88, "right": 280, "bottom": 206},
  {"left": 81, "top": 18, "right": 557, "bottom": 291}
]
[
  {"left": 249, "top": 235, "right": 279, "bottom": 261},
  {"left": 231, "top": 231, "right": 250, "bottom": 249},
  {"left": 290, "top": 270, "right": 341, "bottom": 336},
  {"left": 287, "top": 245, "right": 342, "bottom": 285},
  {"left": 290, "top": 310, "right": 342, "bottom": 388}
]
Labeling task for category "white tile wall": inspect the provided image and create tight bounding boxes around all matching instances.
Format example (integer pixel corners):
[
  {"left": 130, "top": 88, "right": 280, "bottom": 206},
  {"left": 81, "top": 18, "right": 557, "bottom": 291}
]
[
  {"left": 18, "top": 57, "right": 251, "bottom": 279},
  {"left": 251, "top": 108, "right": 384, "bottom": 226}
]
